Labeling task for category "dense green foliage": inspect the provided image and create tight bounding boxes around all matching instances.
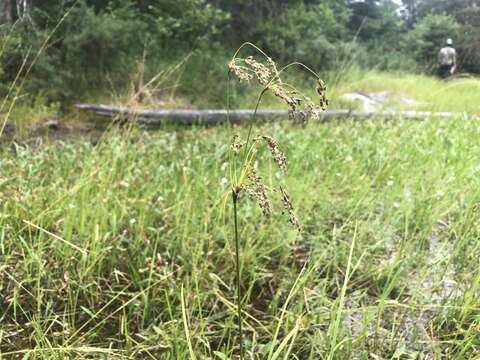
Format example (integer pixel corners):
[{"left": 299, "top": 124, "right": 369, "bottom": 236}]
[{"left": 0, "top": 0, "right": 478, "bottom": 106}]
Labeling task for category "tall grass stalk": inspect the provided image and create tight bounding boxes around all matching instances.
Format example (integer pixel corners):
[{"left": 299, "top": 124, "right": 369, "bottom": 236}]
[
  {"left": 181, "top": 285, "right": 197, "bottom": 360},
  {"left": 232, "top": 187, "right": 243, "bottom": 358},
  {"left": 328, "top": 224, "right": 357, "bottom": 359},
  {"left": 227, "top": 43, "right": 327, "bottom": 358}
]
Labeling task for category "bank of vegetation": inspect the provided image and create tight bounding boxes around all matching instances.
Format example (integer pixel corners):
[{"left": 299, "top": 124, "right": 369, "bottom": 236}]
[{"left": 1, "top": 0, "right": 479, "bottom": 110}]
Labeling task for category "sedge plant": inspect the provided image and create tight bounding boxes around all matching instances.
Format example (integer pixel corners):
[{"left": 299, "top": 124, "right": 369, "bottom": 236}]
[{"left": 226, "top": 43, "right": 328, "bottom": 358}]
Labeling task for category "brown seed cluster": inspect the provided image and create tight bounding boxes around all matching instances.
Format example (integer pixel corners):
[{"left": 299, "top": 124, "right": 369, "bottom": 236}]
[
  {"left": 244, "top": 56, "right": 272, "bottom": 85},
  {"left": 246, "top": 167, "right": 272, "bottom": 218},
  {"left": 228, "top": 59, "right": 254, "bottom": 83},
  {"left": 317, "top": 79, "right": 329, "bottom": 111},
  {"left": 228, "top": 55, "right": 328, "bottom": 123},
  {"left": 279, "top": 186, "right": 301, "bottom": 232},
  {"left": 230, "top": 133, "right": 299, "bottom": 231},
  {"left": 261, "top": 135, "right": 286, "bottom": 171},
  {"left": 231, "top": 134, "right": 245, "bottom": 154},
  {"left": 229, "top": 134, "right": 301, "bottom": 231},
  {"left": 228, "top": 50, "right": 315, "bottom": 232}
]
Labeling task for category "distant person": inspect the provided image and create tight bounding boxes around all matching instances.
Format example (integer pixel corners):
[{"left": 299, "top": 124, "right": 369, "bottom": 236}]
[{"left": 438, "top": 38, "right": 457, "bottom": 79}]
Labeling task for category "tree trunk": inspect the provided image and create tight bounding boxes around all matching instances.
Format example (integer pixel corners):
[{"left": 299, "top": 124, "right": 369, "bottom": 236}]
[
  {"left": 404, "top": 0, "right": 417, "bottom": 27},
  {"left": 74, "top": 104, "right": 460, "bottom": 126},
  {"left": 0, "top": 0, "right": 14, "bottom": 25},
  {"left": 16, "top": 0, "right": 32, "bottom": 23}
]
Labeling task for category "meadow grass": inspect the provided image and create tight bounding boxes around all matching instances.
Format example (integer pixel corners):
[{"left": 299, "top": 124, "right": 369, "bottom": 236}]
[
  {"left": 1, "top": 114, "right": 480, "bottom": 358},
  {"left": 327, "top": 69, "right": 480, "bottom": 113},
  {"left": 200, "top": 68, "right": 480, "bottom": 114}
]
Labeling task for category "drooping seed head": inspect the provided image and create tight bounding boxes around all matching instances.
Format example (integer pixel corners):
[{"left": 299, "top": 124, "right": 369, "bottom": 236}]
[
  {"left": 279, "top": 186, "right": 301, "bottom": 231},
  {"left": 231, "top": 134, "right": 245, "bottom": 154},
  {"left": 244, "top": 56, "right": 272, "bottom": 86},
  {"left": 228, "top": 59, "right": 253, "bottom": 83},
  {"left": 262, "top": 135, "right": 287, "bottom": 171},
  {"left": 316, "top": 79, "right": 329, "bottom": 111},
  {"left": 229, "top": 53, "right": 328, "bottom": 123},
  {"left": 246, "top": 167, "right": 272, "bottom": 218}
]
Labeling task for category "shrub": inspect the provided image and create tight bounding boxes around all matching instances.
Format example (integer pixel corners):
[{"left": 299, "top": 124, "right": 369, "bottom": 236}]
[{"left": 256, "top": 2, "right": 350, "bottom": 71}]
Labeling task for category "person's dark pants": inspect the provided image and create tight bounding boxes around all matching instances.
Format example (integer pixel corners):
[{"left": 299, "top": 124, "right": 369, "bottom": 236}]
[{"left": 438, "top": 64, "right": 452, "bottom": 79}]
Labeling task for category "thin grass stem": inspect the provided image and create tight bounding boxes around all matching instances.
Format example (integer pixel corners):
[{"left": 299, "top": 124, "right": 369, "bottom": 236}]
[{"left": 232, "top": 187, "right": 244, "bottom": 359}]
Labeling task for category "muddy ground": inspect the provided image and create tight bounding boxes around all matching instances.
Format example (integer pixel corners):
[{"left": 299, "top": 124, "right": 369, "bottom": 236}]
[{"left": 0, "top": 118, "right": 108, "bottom": 148}]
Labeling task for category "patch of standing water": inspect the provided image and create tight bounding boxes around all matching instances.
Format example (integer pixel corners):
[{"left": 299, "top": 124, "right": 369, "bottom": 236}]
[{"left": 341, "top": 220, "right": 463, "bottom": 357}]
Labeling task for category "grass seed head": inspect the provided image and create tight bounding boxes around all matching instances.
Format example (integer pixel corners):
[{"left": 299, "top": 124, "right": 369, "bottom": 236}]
[
  {"left": 244, "top": 56, "right": 272, "bottom": 85},
  {"left": 246, "top": 167, "right": 272, "bottom": 218},
  {"left": 316, "top": 79, "right": 329, "bottom": 111},
  {"left": 228, "top": 59, "right": 253, "bottom": 83},
  {"left": 279, "top": 186, "right": 301, "bottom": 232},
  {"left": 262, "top": 135, "right": 286, "bottom": 171},
  {"left": 229, "top": 53, "right": 327, "bottom": 123},
  {"left": 231, "top": 134, "right": 245, "bottom": 154}
]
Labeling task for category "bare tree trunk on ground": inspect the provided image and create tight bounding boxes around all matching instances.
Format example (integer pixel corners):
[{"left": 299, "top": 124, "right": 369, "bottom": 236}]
[{"left": 73, "top": 104, "right": 462, "bottom": 126}]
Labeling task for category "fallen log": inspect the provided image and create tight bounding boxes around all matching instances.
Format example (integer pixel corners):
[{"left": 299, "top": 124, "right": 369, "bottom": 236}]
[{"left": 74, "top": 103, "right": 465, "bottom": 126}]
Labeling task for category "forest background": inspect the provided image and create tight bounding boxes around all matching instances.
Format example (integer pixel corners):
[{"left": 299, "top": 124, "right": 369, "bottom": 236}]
[{"left": 0, "top": 0, "right": 479, "bottom": 108}]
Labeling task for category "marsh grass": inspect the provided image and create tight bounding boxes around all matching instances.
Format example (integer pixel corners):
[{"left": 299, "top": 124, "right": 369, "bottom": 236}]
[
  {"left": 227, "top": 67, "right": 480, "bottom": 115},
  {"left": 326, "top": 69, "right": 480, "bottom": 113},
  {"left": 2, "top": 24, "right": 480, "bottom": 360},
  {"left": 2, "top": 116, "right": 480, "bottom": 358}
]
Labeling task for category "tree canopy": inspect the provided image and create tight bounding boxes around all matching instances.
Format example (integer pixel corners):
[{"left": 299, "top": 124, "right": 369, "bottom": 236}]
[{"left": 0, "top": 0, "right": 477, "bottom": 104}]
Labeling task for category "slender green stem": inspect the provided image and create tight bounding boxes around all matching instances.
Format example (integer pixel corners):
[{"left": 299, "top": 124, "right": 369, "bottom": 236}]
[
  {"left": 232, "top": 187, "right": 244, "bottom": 359},
  {"left": 240, "top": 88, "right": 267, "bottom": 178}
]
